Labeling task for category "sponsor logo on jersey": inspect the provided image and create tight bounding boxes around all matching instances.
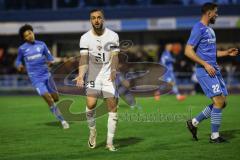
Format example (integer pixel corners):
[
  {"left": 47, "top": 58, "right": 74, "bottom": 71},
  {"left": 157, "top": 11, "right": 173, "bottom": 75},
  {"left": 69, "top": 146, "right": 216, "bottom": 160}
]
[
  {"left": 97, "top": 45, "right": 102, "bottom": 51},
  {"left": 207, "top": 38, "right": 216, "bottom": 44},
  {"left": 27, "top": 53, "right": 42, "bottom": 60},
  {"left": 36, "top": 47, "right": 41, "bottom": 52}
]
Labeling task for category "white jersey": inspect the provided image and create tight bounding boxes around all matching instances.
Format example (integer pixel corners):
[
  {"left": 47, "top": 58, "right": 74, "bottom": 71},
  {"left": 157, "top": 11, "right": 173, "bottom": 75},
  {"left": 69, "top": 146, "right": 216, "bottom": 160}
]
[{"left": 79, "top": 28, "right": 119, "bottom": 80}]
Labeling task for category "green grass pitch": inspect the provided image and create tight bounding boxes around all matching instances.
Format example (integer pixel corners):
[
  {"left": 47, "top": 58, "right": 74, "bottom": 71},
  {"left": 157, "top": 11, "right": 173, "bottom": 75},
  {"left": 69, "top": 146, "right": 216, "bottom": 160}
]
[{"left": 0, "top": 94, "right": 240, "bottom": 160}]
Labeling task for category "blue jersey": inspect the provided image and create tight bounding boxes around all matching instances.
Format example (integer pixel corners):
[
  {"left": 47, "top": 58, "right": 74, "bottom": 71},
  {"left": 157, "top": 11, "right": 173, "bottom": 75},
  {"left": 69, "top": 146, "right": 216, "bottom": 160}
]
[
  {"left": 187, "top": 21, "right": 217, "bottom": 68},
  {"left": 16, "top": 40, "right": 54, "bottom": 85},
  {"left": 160, "top": 50, "right": 175, "bottom": 72}
]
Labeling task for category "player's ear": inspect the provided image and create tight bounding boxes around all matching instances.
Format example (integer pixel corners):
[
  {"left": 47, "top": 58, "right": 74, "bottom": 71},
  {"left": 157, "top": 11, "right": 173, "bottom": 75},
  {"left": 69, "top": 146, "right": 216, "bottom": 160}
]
[
  {"left": 207, "top": 11, "right": 212, "bottom": 18},
  {"left": 207, "top": 11, "right": 211, "bottom": 18}
]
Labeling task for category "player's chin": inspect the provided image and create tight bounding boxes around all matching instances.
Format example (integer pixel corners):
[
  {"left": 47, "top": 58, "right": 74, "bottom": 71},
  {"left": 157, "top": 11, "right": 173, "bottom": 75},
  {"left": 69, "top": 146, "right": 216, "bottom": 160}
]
[
  {"left": 94, "top": 25, "right": 103, "bottom": 29},
  {"left": 210, "top": 19, "right": 216, "bottom": 24},
  {"left": 28, "top": 38, "right": 35, "bottom": 43}
]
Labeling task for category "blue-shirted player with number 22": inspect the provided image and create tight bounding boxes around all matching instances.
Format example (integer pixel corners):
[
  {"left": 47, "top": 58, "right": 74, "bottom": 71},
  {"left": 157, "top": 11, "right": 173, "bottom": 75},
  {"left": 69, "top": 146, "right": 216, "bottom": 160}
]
[{"left": 185, "top": 3, "right": 238, "bottom": 143}]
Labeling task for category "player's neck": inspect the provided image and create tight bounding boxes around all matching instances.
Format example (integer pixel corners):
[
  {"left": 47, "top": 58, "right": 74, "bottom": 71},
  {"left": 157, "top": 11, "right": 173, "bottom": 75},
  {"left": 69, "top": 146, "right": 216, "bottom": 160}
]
[
  {"left": 26, "top": 40, "right": 35, "bottom": 44},
  {"left": 93, "top": 28, "right": 105, "bottom": 36},
  {"left": 200, "top": 17, "right": 209, "bottom": 26}
]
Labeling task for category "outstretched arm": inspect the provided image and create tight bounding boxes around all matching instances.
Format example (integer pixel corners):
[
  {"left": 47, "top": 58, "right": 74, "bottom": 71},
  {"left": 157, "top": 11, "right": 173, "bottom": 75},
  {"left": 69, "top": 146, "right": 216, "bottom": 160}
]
[{"left": 217, "top": 48, "right": 239, "bottom": 57}]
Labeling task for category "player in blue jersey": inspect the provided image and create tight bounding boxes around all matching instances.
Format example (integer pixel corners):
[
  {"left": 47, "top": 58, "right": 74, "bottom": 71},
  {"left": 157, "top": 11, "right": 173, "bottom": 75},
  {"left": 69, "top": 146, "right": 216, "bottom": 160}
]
[
  {"left": 15, "top": 24, "right": 69, "bottom": 129},
  {"left": 116, "top": 71, "right": 142, "bottom": 109},
  {"left": 185, "top": 3, "right": 238, "bottom": 143},
  {"left": 160, "top": 42, "right": 186, "bottom": 101}
]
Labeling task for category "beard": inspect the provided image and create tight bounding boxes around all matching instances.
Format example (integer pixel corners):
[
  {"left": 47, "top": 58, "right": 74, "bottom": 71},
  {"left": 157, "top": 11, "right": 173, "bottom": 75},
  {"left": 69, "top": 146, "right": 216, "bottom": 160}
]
[
  {"left": 92, "top": 23, "right": 103, "bottom": 30},
  {"left": 209, "top": 17, "right": 216, "bottom": 24}
]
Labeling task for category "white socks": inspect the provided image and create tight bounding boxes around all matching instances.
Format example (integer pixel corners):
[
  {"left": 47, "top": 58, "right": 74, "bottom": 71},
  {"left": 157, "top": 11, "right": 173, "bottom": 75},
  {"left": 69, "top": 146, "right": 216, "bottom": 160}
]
[
  {"left": 86, "top": 108, "right": 117, "bottom": 145},
  {"left": 107, "top": 112, "right": 118, "bottom": 145},
  {"left": 192, "top": 118, "right": 199, "bottom": 127},
  {"left": 86, "top": 107, "right": 96, "bottom": 129},
  {"left": 192, "top": 117, "right": 220, "bottom": 139},
  {"left": 211, "top": 132, "right": 220, "bottom": 139}
]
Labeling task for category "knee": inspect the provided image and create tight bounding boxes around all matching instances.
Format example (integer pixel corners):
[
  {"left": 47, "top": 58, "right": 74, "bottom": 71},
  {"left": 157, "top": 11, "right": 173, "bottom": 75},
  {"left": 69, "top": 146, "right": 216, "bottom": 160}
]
[
  {"left": 106, "top": 98, "right": 118, "bottom": 112},
  {"left": 214, "top": 98, "right": 227, "bottom": 109},
  {"left": 53, "top": 96, "right": 59, "bottom": 102},
  {"left": 222, "top": 101, "right": 227, "bottom": 108},
  {"left": 50, "top": 93, "right": 59, "bottom": 102},
  {"left": 87, "top": 102, "right": 96, "bottom": 110}
]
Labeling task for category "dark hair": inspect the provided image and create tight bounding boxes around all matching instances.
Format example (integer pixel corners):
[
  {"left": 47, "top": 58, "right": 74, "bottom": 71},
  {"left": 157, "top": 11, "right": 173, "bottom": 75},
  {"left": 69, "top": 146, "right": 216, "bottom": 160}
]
[
  {"left": 90, "top": 9, "right": 104, "bottom": 16},
  {"left": 201, "top": 2, "right": 218, "bottom": 14},
  {"left": 19, "top": 24, "right": 33, "bottom": 41}
]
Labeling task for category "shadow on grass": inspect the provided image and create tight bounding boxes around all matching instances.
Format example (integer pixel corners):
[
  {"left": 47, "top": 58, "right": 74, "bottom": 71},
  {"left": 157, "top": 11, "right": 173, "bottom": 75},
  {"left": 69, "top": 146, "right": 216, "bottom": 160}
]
[
  {"left": 96, "top": 137, "right": 143, "bottom": 148},
  {"left": 44, "top": 121, "right": 73, "bottom": 127},
  {"left": 220, "top": 129, "right": 240, "bottom": 140},
  {"left": 118, "top": 104, "right": 131, "bottom": 109},
  {"left": 204, "top": 129, "right": 240, "bottom": 140}
]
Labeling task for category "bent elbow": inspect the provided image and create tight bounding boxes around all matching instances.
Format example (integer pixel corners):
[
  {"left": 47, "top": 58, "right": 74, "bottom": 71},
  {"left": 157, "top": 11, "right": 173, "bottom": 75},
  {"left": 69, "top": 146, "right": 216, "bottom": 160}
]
[
  {"left": 184, "top": 45, "right": 189, "bottom": 56},
  {"left": 184, "top": 45, "right": 193, "bottom": 57}
]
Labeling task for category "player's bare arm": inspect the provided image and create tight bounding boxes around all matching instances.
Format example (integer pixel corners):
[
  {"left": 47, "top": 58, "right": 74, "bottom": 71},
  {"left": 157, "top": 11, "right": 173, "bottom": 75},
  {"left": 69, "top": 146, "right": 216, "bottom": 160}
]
[
  {"left": 74, "top": 54, "right": 89, "bottom": 87},
  {"left": 217, "top": 48, "right": 239, "bottom": 57},
  {"left": 109, "top": 51, "right": 119, "bottom": 81},
  {"left": 185, "top": 44, "right": 216, "bottom": 76}
]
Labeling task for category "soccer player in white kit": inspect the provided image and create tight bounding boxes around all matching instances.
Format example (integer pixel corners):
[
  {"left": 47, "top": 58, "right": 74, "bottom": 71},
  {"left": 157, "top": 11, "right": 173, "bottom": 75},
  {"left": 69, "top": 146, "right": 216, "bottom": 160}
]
[{"left": 74, "top": 9, "right": 119, "bottom": 151}]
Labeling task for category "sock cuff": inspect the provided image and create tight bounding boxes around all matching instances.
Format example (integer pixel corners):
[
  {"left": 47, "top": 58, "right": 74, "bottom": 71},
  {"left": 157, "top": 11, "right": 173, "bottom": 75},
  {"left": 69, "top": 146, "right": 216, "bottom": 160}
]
[
  {"left": 109, "top": 112, "right": 117, "bottom": 119},
  {"left": 209, "top": 104, "right": 213, "bottom": 109},
  {"left": 86, "top": 106, "right": 95, "bottom": 112},
  {"left": 51, "top": 103, "right": 57, "bottom": 107},
  {"left": 212, "top": 107, "right": 222, "bottom": 113},
  {"left": 50, "top": 105, "right": 56, "bottom": 109},
  {"left": 109, "top": 112, "right": 117, "bottom": 116},
  {"left": 89, "top": 126, "right": 96, "bottom": 130}
]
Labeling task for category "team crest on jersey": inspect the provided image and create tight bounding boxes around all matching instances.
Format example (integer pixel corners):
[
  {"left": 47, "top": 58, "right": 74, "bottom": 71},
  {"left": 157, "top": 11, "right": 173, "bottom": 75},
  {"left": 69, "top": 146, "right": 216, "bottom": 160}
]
[
  {"left": 206, "top": 28, "right": 216, "bottom": 44},
  {"left": 97, "top": 45, "right": 102, "bottom": 51},
  {"left": 36, "top": 47, "right": 41, "bottom": 52},
  {"left": 206, "top": 28, "right": 215, "bottom": 38}
]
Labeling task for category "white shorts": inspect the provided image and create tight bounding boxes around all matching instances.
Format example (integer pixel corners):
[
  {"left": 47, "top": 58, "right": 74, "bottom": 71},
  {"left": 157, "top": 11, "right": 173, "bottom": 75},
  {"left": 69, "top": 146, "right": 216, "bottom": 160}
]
[{"left": 86, "top": 76, "right": 118, "bottom": 98}]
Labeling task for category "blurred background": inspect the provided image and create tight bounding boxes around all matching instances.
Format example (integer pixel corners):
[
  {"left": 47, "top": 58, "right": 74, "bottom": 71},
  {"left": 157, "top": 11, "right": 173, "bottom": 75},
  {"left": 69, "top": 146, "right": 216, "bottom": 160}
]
[{"left": 0, "top": 0, "right": 240, "bottom": 95}]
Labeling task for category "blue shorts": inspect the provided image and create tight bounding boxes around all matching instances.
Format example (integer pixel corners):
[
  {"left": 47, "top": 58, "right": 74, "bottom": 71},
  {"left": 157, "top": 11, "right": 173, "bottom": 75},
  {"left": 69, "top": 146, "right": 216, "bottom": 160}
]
[
  {"left": 196, "top": 67, "right": 228, "bottom": 98},
  {"left": 33, "top": 76, "right": 58, "bottom": 96}
]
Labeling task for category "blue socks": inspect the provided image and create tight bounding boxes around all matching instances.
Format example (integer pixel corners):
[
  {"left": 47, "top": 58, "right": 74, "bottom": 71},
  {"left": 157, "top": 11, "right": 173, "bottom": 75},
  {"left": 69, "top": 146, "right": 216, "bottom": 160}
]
[
  {"left": 50, "top": 105, "right": 65, "bottom": 122},
  {"left": 195, "top": 104, "right": 213, "bottom": 123},
  {"left": 211, "top": 107, "right": 222, "bottom": 133},
  {"left": 193, "top": 104, "right": 222, "bottom": 139}
]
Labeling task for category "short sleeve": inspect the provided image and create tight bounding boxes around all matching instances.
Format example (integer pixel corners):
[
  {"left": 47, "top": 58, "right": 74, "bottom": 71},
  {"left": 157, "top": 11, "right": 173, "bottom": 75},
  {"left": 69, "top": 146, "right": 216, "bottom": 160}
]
[
  {"left": 187, "top": 25, "right": 202, "bottom": 47},
  {"left": 161, "top": 55, "right": 167, "bottom": 65},
  {"left": 161, "top": 51, "right": 174, "bottom": 65},
  {"left": 110, "top": 33, "right": 120, "bottom": 52},
  {"left": 43, "top": 42, "right": 54, "bottom": 62},
  {"left": 79, "top": 35, "right": 89, "bottom": 55}
]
